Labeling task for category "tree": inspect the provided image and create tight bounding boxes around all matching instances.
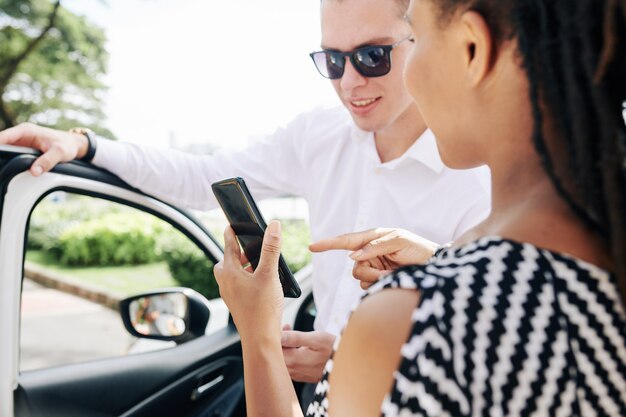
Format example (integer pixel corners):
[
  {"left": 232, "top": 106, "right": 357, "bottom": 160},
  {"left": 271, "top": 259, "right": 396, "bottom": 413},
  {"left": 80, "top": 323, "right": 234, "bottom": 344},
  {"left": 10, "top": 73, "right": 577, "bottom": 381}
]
[{"left": 0, "top": 0, "right": 114, "bottom": 137}]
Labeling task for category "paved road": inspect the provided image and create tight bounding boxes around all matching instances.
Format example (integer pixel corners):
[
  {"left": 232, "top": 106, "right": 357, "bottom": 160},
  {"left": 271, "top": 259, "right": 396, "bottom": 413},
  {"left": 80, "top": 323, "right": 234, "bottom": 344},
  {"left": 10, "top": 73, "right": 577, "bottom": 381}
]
[{"left": 20, "top": 279, "right": 136, "bottom": 371}]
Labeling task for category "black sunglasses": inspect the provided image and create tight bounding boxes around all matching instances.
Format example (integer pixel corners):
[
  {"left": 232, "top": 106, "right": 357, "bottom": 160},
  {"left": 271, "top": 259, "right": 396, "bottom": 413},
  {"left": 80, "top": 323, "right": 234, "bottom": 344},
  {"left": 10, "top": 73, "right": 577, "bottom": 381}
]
[{"left": 309, "top": 35, "right": 413, "bottom": 80}]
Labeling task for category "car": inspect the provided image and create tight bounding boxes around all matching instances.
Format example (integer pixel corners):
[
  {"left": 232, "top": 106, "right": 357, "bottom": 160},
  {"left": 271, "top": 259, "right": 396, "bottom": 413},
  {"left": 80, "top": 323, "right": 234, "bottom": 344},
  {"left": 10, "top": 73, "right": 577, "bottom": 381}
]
[{"left": 0, "top": 144, "right": 315, "bottom": 417}]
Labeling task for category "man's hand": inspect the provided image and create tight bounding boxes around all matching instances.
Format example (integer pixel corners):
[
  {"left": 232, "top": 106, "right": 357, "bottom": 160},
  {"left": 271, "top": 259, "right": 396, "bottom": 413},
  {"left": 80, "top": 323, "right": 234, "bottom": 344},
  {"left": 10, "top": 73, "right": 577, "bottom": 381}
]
[
  {"left": 310, "top": 228, "right": 439, "bottom": 289},
  {"left": 0, "top": 123, "right": 88, "bottom": 176},
  {"left": 281, "top": 328, "right": 335, "bottom": 383}
]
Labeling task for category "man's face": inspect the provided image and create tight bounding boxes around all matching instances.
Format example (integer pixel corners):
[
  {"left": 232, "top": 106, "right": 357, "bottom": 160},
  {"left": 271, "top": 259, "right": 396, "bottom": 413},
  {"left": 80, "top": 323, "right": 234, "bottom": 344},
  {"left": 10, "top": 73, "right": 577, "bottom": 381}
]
[{"left": 320, "top": 0, "right": 416, "bottom": 133}]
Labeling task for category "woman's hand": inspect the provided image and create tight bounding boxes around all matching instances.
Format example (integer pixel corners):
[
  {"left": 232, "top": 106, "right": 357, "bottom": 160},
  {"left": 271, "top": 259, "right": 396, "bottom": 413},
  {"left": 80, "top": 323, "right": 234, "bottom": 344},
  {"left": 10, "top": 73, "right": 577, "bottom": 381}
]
[
  {"left": 214, "top": 221, "right": 285, "bottom": 339},
  {"left": 0, "top": 123, "right": 88, "bottom": 176},
  {"left": 310, "top": 228, "right": 439, "bottom": 289}
]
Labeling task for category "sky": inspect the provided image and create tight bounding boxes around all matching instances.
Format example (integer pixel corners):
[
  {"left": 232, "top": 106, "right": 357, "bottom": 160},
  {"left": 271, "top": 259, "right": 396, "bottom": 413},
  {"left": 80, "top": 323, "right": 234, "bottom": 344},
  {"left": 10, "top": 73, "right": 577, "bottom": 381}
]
[{"left": 63, "top": 0, "right": 339, "bottom": 149}]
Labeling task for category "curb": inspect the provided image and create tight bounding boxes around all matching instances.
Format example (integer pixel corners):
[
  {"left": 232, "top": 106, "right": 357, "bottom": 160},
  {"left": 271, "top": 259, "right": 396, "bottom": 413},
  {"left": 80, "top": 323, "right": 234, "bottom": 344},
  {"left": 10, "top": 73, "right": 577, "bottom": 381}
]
[{"left": 24, "top": 261, "right": 123, "bottom": 311}]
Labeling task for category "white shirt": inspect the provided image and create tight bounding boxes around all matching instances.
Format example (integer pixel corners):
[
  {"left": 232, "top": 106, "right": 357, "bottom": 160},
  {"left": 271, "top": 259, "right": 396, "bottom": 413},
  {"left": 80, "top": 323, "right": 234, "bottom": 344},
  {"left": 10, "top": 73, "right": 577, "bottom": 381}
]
[{"left": 94, "top": 106, "right": 491, "bottom": 336}]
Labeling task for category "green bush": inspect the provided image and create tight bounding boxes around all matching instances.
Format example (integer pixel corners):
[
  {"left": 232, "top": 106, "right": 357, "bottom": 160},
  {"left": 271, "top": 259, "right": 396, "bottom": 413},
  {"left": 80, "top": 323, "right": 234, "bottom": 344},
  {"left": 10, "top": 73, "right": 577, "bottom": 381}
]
[
  {"left": 160, "top": 234, "right": 219, "bottom": 299},
  {"left": 57, "top": 213, "right": 174, "bottom": 266},
  {"left": 205, "top": 218, "right": 312, "bottom": 273},
  {"left": 160, "top": 219, "right": 311, "bottom": 300},
  {"left": 281, "top": 219, "right": 312, "bottom": 272},
  {"left": 28, "top": 195, "right": 111, "bottom": 251},
  {"left": 27, "top": 194, "right": 313, "bottom": 300}
]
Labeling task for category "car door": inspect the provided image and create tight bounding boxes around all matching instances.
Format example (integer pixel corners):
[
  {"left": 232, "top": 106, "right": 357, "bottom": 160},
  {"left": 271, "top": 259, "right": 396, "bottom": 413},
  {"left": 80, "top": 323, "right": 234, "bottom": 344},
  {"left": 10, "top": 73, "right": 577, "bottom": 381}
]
[{"left": 0, "top": 146, "right": 313, "bottom": 417}]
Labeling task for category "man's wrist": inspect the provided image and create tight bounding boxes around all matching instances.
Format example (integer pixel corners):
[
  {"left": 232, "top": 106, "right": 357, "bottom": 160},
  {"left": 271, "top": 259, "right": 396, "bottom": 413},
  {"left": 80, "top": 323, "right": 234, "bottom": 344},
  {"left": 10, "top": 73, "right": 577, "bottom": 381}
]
[{"left": 69, "top": 127, "right": 97, "bottom": 162}]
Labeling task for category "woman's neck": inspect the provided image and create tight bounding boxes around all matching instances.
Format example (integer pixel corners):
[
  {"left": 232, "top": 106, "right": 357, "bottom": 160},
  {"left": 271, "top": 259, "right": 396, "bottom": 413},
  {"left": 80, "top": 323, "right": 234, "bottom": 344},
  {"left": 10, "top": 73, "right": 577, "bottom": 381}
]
[{"left": 459, "top": 157, "right": 612, "bottom": 270}]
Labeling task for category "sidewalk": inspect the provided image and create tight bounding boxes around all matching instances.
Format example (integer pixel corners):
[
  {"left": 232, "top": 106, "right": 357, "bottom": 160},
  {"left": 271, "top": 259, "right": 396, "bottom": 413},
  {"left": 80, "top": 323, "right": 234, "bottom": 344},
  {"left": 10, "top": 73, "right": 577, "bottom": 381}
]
[
  {"left": 20, "top": 277, "right": 134, "bottom": 371},
  {"left": 24, "top": 261, "right": 122, "bottom": 311}
]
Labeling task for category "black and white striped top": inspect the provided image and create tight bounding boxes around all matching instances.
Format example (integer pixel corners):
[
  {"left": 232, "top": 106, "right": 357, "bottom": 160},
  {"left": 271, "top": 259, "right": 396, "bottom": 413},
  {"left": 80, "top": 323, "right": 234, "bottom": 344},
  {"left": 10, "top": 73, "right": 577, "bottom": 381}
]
[{"left": 306, "top": 236, "right": 626, "bottom": 417}]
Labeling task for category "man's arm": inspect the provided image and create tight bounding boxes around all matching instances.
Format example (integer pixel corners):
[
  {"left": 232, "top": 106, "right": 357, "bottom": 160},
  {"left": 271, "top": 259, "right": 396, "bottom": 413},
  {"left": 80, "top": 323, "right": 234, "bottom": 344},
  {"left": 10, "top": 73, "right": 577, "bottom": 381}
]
[{"left": 0, "top": 118, "right": 308, "bottom": 210}]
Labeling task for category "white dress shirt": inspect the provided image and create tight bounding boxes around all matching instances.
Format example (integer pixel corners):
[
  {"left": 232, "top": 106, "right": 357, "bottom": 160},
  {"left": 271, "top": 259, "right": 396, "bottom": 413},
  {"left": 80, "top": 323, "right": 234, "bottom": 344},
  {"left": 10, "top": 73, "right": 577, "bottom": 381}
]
[{"left": 93, "top": 106, "right": 491, "bottom": 336}]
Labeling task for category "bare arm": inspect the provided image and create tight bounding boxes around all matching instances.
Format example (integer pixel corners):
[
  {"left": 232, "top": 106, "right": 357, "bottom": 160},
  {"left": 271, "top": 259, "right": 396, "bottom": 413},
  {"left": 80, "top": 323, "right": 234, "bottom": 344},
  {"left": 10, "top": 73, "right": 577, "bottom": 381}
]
[
  {"left": 214, "top": 222, "right": 302, "bottom": 417},
  {"left": 242, "top": 339, "right": 302, "bottom": 417},
  {"left": 328, "top": 288, "right": 419, "bottom": 416}
]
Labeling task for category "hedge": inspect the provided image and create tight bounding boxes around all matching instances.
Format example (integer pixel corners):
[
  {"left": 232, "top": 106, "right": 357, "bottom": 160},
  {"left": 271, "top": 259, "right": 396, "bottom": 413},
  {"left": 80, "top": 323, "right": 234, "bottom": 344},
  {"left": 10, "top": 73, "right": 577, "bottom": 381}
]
[{"left": 28, "top": 195, "right": 312, "bottom": 300}]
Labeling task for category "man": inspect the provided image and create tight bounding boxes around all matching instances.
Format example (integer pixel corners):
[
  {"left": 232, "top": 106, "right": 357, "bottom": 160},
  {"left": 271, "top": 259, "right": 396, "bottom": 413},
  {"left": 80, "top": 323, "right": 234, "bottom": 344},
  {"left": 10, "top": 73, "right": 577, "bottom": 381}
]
[{"left": 0, "top": 0, "right": 490, "bottom": 392}]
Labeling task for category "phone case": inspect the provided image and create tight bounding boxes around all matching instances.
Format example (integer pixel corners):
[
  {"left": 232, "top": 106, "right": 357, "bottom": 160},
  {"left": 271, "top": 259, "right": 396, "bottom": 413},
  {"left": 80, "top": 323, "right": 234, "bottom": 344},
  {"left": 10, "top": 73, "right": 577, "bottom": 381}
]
[{"left": 211, "top": 177, "right": 301, "bottom": 298}]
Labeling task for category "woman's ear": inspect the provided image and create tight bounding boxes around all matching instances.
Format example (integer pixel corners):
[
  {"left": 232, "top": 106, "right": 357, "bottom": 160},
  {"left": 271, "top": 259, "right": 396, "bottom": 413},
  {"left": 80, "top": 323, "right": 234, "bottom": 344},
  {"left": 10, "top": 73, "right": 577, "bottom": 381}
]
[{"left": 460, "top": 11, "right": 494, "bottom": 86}]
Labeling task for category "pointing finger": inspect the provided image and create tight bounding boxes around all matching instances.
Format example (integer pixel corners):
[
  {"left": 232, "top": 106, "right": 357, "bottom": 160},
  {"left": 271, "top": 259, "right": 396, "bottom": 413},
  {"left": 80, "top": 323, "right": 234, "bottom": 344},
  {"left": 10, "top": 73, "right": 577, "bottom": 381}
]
[{"left": 309, "top": 228, "right": 391, "bottom": 253}]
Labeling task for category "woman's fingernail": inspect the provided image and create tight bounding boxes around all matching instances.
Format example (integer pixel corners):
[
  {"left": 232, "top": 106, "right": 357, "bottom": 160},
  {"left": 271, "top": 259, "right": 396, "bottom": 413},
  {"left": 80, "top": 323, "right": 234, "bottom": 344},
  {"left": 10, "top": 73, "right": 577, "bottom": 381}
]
[
  {"left": 269, "top": 220, "right": 281, "bottom": 236},
  {"left": 350, "top": 249, "right": 363, "bottom": 259},
  {"left": 31, "top": 166, "right": 43, "bottom": 176}
]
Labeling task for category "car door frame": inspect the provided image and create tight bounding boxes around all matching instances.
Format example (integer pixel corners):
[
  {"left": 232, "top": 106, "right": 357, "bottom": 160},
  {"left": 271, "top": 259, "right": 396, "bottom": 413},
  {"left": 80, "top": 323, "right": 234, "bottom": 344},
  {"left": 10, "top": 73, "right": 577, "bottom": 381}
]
[{"left": 0, "top": 152, "right": 236, "bottom": 415}]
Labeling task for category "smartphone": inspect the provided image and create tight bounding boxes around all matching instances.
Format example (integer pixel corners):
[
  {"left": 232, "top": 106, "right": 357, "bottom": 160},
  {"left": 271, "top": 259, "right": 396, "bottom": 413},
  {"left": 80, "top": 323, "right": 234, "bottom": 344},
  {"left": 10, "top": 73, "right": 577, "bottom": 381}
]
[{"left": 211, "top": 177, "right": 301, "bottom": 298}]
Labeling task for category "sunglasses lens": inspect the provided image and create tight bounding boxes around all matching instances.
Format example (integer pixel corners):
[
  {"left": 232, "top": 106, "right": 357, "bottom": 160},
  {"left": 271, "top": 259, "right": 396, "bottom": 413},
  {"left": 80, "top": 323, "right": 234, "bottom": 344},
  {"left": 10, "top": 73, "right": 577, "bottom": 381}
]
[
  {"left": 312, "top": 51, "right": 344, "bottom": 79},
  {"left": 354, "top": 46, "right": 391, "bottom": 77}
]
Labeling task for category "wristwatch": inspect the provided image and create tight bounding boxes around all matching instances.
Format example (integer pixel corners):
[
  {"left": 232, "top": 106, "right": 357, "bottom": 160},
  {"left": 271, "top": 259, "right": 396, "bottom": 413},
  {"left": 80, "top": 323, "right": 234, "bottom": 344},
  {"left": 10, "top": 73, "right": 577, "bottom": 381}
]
[{"left": 69, "top": 127, "right": 97, "bottom": 163}]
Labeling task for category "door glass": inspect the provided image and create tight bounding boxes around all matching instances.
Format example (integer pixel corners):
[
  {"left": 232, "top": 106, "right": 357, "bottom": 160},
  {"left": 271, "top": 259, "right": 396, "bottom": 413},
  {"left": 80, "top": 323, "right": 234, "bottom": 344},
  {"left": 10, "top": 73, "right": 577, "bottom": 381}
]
[{"left": 20, "top": 191, "right": 216, "bottom": 371}]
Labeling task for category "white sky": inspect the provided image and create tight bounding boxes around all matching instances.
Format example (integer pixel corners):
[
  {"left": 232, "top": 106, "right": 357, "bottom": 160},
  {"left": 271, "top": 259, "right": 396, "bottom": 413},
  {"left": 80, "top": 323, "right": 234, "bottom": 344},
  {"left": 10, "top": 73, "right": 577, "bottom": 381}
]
[{"left": 63, "top": 0, "right": 339, "bottom": 149}]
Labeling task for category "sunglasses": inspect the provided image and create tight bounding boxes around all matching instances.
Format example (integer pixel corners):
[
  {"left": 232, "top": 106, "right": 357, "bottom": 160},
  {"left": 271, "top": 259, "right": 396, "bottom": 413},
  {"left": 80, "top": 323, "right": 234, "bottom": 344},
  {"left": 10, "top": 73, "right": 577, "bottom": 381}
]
[{"left": 309, "top": 35, "right": 413, "bottom": 80}]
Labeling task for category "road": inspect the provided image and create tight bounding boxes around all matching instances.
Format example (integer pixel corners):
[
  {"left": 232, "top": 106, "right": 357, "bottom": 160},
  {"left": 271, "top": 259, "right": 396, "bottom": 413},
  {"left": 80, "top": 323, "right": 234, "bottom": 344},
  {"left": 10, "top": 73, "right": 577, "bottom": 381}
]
[{"left": 20, "top": 278, "right": 135, "bottom": 371}]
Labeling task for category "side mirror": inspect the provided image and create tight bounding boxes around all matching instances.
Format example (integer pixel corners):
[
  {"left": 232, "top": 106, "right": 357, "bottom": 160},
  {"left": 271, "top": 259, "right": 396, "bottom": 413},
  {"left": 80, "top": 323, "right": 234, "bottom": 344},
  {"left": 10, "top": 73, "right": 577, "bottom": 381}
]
[{"left": 119, "top": 287, "right": 210, "bottom": 343}]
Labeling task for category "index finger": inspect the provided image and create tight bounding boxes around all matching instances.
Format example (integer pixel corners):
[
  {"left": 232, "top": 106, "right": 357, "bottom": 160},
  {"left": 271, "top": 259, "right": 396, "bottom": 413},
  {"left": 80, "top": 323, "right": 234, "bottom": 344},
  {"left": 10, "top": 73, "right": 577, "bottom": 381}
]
[{"left": 309, "top": 228, "right": 390, "bottom": 253}]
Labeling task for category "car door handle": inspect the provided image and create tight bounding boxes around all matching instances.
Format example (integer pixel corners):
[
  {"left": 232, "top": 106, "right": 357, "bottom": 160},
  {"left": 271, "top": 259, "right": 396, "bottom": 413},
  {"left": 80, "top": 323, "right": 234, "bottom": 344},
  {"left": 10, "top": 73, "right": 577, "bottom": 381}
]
[{"left": 191, "top": 374, "right": 225, "bottom": 401}]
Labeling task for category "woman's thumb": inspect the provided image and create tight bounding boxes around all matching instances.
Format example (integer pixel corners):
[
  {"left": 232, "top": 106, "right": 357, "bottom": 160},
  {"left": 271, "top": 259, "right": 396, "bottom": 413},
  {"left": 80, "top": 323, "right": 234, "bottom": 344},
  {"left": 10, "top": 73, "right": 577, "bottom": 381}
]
[{"left": 256, "top": 221, "right": 282, "bottom": 277}]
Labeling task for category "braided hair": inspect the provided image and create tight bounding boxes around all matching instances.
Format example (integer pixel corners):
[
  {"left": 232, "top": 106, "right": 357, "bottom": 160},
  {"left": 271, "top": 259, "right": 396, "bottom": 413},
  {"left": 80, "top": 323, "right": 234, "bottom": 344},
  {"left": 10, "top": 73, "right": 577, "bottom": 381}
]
[{"left": 433, "top": 0, "right": 626, "bottom": 306}]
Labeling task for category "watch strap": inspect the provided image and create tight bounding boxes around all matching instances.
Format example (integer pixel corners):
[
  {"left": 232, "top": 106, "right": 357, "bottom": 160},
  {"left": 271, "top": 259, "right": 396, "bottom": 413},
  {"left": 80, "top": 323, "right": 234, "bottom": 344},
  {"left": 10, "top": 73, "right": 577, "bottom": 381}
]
[{"left": 70, "top": 127, "right": 97, "bottom": 163}]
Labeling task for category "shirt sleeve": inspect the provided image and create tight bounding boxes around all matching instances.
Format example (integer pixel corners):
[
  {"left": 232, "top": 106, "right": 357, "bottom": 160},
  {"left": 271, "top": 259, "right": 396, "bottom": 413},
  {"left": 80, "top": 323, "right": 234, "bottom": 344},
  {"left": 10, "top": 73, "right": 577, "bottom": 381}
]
[{"left": 91, "top": 116, "right": 311, "bottom": 210}]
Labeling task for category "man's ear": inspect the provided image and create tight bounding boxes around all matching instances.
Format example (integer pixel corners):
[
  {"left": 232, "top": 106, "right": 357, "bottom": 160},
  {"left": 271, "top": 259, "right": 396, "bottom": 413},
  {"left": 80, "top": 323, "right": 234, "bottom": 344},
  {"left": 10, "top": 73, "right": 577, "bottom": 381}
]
[{"left": 460, "top": 11, "right": 494, "bottom": 86}]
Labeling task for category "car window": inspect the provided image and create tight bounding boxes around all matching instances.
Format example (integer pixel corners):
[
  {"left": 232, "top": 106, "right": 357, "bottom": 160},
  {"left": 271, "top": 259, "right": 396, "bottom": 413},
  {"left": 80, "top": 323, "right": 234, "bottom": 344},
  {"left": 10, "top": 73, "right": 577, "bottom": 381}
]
[{"left": 20, "top": 191, "right": 217, "bottom": 371}]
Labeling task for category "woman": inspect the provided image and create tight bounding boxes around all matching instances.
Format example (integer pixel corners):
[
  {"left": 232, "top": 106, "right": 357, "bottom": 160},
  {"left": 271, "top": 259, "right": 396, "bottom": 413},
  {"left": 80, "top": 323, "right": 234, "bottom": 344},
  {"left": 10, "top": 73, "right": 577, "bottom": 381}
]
[{"left": 214, "top": 0, "right": 626, "bottom": 415}]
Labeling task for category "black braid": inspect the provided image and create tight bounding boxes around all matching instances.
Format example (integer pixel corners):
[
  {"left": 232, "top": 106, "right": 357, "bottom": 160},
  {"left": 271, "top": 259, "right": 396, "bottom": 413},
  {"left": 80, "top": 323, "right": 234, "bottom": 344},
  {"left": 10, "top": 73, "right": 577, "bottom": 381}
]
[
  {"left": 515, "top": 0, "right": 603, "bottom": 232},
  {"left": 432, "top": 0, "right": 626, "bottom": 307}
]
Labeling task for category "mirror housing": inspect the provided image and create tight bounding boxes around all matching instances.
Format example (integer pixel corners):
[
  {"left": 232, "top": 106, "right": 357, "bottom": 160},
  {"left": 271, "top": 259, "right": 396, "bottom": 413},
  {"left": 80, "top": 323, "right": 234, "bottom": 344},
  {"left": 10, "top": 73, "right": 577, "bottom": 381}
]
[{"left": 119, "top": 287, "right": 210, "bottom": 344}]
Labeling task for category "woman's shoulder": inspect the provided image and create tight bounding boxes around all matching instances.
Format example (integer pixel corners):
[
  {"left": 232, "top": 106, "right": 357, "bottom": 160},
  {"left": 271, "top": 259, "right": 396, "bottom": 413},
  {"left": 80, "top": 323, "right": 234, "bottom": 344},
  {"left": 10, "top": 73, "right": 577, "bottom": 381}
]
[
  {"left": 365, "top": 235, "right": 619, "bottom": 327},
  {"left": 372, "top": 235, "right": 613, "bottom": 291}
]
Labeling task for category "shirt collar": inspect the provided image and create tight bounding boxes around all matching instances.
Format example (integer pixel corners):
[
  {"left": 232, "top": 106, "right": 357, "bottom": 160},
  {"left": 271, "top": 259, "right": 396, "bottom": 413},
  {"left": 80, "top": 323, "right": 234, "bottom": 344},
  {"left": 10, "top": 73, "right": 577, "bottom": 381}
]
[
  {"left": 351, "top": 126, "right": 445, "bottom": 173},
  {"left": 401, "top": 128, "right": 445, "bottom": 173}
]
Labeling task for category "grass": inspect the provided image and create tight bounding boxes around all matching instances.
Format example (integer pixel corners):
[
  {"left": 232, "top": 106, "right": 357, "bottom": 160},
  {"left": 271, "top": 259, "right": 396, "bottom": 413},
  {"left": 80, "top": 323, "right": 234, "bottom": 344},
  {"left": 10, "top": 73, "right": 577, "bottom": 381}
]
[{"left": 26, "top": 250, "right": 178, "bottom": 296}]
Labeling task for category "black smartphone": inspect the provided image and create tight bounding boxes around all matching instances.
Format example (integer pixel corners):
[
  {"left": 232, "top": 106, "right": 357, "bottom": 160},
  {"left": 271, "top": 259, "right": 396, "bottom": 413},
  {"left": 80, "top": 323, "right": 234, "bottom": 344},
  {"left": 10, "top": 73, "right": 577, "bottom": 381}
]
[{"left": 211, "top": 177, "right": 301, "bottom": 298}]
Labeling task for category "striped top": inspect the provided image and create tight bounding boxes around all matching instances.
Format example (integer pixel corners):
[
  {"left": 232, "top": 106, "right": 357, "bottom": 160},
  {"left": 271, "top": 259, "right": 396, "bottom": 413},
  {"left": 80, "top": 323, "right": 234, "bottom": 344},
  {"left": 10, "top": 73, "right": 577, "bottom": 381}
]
[{"left": 306, "top": 236, "right": 626, "bottom": 417}]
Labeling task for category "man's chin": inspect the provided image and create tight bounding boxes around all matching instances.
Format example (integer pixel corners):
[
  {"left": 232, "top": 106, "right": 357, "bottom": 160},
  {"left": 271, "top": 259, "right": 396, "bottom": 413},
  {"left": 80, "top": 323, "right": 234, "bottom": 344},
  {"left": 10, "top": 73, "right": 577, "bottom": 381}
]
[{"left": 348, "top": 113, "right": 383, "bottom": 133}]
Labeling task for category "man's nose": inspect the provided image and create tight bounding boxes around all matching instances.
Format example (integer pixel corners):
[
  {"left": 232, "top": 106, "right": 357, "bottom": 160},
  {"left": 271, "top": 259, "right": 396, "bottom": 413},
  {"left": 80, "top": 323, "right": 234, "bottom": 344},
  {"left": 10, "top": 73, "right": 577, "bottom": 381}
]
[{"left": 339, "top": 58, "right": 367, "bottom": 90}]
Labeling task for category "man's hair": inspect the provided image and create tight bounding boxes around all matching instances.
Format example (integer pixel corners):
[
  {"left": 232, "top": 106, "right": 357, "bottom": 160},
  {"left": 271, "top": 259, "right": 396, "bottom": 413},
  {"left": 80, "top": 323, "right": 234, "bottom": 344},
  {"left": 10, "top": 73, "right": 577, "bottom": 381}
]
[{"left": 432, "top": 0, "right": 626, "bottom": 305}]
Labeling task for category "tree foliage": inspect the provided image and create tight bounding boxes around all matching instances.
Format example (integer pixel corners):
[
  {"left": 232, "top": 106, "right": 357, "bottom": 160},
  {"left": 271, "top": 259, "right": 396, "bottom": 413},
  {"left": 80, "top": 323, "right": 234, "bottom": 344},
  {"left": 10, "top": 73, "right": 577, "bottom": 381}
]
[{"left": 0, "top": 0, "right": 114, "bottom": 137}]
